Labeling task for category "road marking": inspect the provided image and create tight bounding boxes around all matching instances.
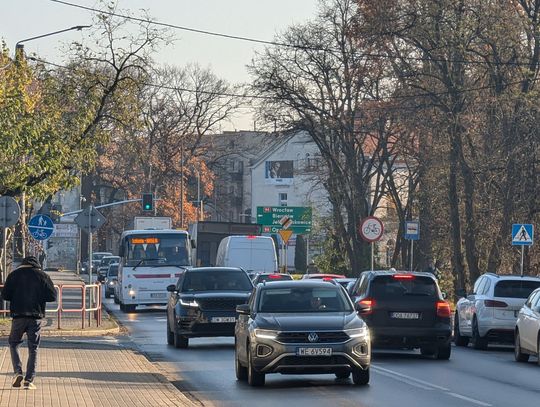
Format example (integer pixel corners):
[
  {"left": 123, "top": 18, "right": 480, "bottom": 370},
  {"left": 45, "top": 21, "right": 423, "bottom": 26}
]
[
  {"left": 445, "top": 392, "right": 492, "bottom": 407},
  {"left": 372, "top": 365, "right": 492, "bottom": 407},
  {"left": 372, "top": 365, "right": 449, "bottom": 391}
]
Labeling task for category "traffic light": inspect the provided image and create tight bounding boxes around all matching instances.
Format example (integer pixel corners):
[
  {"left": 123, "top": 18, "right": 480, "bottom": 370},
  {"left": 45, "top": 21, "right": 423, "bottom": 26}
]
[{"left": 142, "top": 193, "right": 153, "bottom": 211}]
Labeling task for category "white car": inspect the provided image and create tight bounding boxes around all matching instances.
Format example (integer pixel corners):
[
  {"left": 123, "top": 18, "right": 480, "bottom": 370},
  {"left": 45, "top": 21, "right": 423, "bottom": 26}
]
[
  {"left": 454, "top": 273, "right": 540, "bottom": 350},
  {"left": 515, "top": 287, "right": 540, "bottom": 365}
]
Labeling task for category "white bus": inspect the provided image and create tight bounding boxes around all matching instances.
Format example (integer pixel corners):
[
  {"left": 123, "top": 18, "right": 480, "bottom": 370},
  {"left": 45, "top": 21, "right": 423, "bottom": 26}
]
[{"left": 116, "top": 229, "right": 191, "bottom": 312}]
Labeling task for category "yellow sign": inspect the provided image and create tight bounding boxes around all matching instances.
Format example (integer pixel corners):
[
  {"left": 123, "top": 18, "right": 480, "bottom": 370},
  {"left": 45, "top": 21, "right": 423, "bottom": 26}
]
[{"left": 278, "top": 229, "right": 293, "bottom": 243}]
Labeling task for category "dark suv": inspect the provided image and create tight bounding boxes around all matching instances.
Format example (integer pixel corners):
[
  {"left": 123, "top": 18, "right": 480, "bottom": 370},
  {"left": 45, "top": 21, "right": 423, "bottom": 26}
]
[
  {"left": 350, "top": 270, "right": 452, "bottom": 359},
  {"left": 166, "top": 267, "right": 253, "bottom": 348},
  {"left": 235, "top": 280, "right": 371, "bottom": 386}
]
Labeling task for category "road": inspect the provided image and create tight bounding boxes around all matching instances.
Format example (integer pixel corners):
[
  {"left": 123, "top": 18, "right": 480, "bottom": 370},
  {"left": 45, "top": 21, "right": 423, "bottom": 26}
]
[{"left": 104, "top": 299, "right": 540, "bottom": 407}]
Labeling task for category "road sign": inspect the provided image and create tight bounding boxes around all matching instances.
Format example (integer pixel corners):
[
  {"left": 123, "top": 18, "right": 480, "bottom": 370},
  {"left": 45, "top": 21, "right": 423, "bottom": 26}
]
[
  {"left": 404, "top": 220, "right": 420, "bottom": 240},
  {"left": 75, "top": 206, "right": 107, "bottom": 234},
  {"left": 257, "top": 206, "right": 312, "bottom": 234},
  {"left": 0, "top": 196, "right": 21, "bottom": 227},
  {"left": 512, "top": 224, "right": 534, "bottom": 246},
  {"left": 279, "top": 215, "right": 293, "bottom": 229},
  {"left": 360, "top": 216, "right": 384, "bottom": 242},
  {"left": 278, "top": 229, "right": 293, "bottom": 243},
  {"left": 28, "top": 214, "right": 55, "bottom": 241}
]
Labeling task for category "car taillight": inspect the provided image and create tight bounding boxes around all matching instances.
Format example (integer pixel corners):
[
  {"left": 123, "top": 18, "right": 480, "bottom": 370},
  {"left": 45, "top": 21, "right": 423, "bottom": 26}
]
[
  {"left": 323, "top": 277, "right": 334, "bottom": 281},
  {"left": 484, "top": 300, "right": 508, "bottom": 308},
  {"left": 247, "top": 235, "right": 257, "bottom": 239},
  {"left": 436, "top": 301, "right": 451, "bottom": 318},
  {"left": 393, "top": 274, "right": 415, "bottom": 280},
  {"left": 358, "top": 298, "right": 375, "bottom": 314},
  {"left": 268, "top": 274, "right": 282, "bottom": 279}
]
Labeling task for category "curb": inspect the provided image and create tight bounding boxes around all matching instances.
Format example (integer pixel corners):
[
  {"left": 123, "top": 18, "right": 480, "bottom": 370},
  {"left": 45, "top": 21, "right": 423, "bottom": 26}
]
[{"left": 0, "top": 325, "right": 122, "bottom": 337}]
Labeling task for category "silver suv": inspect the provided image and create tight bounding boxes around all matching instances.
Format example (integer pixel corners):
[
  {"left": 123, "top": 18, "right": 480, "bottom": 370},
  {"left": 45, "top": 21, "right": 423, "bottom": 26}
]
[
  {"left": 455, "top": 273, "right": 540, "bottom": 349},
  {"left": 234, "top": 280, "right": 370, "bottom": 387}
]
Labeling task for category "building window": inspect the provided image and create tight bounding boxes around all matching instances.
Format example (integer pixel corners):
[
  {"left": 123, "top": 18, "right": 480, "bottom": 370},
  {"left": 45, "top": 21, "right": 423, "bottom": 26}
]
[{"left": 279, "top": 193, "right": 288, "bottom": 206}]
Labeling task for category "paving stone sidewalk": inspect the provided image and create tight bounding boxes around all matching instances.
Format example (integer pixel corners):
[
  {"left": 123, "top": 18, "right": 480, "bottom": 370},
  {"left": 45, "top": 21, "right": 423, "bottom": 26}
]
[{"left": 0, "top": 338, "right": 198, "bottom": 407}]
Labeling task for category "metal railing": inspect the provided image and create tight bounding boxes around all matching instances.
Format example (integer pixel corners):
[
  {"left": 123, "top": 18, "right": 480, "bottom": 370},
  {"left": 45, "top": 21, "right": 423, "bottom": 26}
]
[{"left": 0, "top": 283, "right": 102, "bottom": 329}]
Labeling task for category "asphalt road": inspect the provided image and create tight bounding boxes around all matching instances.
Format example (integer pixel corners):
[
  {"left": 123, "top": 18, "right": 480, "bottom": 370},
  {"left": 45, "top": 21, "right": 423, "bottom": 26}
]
[{"left": 104, "top": 299, "right": 540, "bottom": 407}]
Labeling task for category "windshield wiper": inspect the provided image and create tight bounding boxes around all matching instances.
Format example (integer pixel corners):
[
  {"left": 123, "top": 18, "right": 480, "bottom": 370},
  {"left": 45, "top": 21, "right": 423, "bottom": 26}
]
[{"left": 132, "top": 258, "right": 161, "bottom": 270}]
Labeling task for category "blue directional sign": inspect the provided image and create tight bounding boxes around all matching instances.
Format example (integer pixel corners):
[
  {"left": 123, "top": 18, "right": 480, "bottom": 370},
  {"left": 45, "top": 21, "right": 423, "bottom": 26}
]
[
  {"left": 28, "top": 214, "right": 55, "bottom": 241},
  {"left": 404, "top": 220, "right": 420, "bottom": 240},
  {"left": 512, "top": 224, "right": 534, "bottom": 246}
]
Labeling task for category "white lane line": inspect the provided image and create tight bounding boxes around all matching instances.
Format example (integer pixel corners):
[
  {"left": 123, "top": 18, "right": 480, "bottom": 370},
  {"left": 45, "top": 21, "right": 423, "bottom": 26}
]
[
  {"left": 372, "top": 365, "right": 450, "bottom": 391},
  {"left": 372, "top": 365, "right": 492, "bottom": 407},
  {"left": 445, "top": 392, "right": 492, "bottom": 407}
]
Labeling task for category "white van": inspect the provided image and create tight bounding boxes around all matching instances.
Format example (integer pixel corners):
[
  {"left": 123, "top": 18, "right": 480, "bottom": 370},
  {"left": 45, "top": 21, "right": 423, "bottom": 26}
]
[{"left": 215, "top": 236, "right": 278, "bottom": 273}]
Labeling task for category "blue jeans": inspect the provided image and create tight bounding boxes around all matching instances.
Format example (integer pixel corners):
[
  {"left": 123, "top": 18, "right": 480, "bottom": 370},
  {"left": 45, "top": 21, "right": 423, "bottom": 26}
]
[{"left": 8, "top": 318, "right": 42, "bottom": 383}]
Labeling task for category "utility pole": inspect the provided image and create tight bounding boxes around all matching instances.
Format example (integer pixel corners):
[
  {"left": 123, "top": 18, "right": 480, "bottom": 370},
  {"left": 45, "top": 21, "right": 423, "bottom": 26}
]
[{"left": 180, "top": 139, "right": 184, "bottom": 227}]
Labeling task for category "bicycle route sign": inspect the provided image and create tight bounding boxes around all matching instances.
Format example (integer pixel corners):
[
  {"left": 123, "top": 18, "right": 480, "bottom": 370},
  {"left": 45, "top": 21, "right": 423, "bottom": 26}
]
[
  {"left": 28, "top": 214, "right": 55, "bottom": 241},
  {"left": 360, "top": 216, "right": 384, "bottom": 242}
]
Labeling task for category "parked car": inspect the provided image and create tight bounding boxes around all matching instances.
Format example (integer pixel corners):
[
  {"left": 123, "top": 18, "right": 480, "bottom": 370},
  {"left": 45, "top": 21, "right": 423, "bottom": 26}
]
[
  {"left": 301, "top": 273, "right": 346, "bottom": 280},
  {"left": 104, "top": 263, "right": 119, "bottom": 298},
  {"left": 454, "top": 273, "right": 540, "bottom": 349},
  {"left": 215, "top": 236, "right": 278, "bottom": 273},
  {"left": 350, "top": 270, "right": 452, "bottom": 359},
  {"left": 515, "top": 287, "right": 540, "bottom": 364},
  {"left": 97, "top": 256, "right": 120, "bottom": 282},
  {"left": 235, "top": 280, "right": 371, "bottom": 386},
  {"left": 166, "top": 267, "right": 253, "bottom": 348},
  {"left": 251, "top": 273, "right": 293, "bottom": 285}
]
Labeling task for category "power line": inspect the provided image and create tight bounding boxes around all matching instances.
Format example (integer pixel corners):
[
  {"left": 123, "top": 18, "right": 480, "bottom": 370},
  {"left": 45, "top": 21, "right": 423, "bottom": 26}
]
[
  {"left": 28, "top": 55, "right": 537, "bottom": 106},
  {"left": 48, "top": 0, "right": 537, "bottom": 68}
]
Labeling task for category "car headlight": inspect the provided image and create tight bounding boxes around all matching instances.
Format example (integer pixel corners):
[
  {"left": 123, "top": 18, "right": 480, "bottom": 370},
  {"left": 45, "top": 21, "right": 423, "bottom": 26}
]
[
  {"left": 346, "top": 326, "right": 370, "bottom": 339},
  {"left": 109, "top": 281, "right": 115, "bottom": 286},
  {"left": 179, "top": 298, "right": 199, "bottom": 308},
  {"left": 128, "top": 289, "right": 136, "bottom": 297},
  {"left": 253, "top": 329, "right": 279, "bottom": 340}
]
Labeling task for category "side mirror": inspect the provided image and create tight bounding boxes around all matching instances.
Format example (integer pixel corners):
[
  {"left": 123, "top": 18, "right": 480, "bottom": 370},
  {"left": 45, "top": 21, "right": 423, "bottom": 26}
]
[
  {"left": 441, "top": 292, "right": 447, "bottom": 300},
  {"left": 456, "top": 288, "right": 467, "bottom": 298},
  {"left": 236, "top": 304, "right": 251, "bottom": 315},
  {"left": 355, "top": 302, "right": 371, "bottom": 314},
  {"left": 166, "top": 284, "right": 176, "bottom": 293}
]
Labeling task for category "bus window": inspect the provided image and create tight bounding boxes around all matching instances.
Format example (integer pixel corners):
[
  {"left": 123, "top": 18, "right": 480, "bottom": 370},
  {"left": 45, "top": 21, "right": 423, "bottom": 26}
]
[{"left": 124, "top": 233, "right": 190, "bottom": 267}]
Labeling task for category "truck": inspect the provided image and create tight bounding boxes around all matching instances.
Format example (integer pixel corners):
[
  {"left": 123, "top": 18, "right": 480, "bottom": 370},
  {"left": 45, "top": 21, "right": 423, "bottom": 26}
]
[
  {"left": 188, "top": 221, "right": 261, "bottom": 267},
  {"left": 133, "top": 216, "right": 172, "bottom": 230}
]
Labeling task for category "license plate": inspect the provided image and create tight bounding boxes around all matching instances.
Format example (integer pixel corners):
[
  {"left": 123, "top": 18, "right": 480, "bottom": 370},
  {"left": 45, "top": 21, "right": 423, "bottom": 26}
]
[
  {"left": 296, "top": 347, "right": 332, "bottom": 356},
  {"left": 391, "top": 312, "right": 420, "bottom": 319},
  {"left": 211, "top": 317, "right": 236, "bottom": 323},
  {"left": 150, "top": 293, "right": 166, "bottom": 298}
]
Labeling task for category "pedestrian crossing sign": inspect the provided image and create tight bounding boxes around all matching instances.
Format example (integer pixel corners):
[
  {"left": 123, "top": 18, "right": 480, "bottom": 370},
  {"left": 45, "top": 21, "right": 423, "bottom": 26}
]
[{"left": 512, "top": 224, "right": 534, "bottom": 246}]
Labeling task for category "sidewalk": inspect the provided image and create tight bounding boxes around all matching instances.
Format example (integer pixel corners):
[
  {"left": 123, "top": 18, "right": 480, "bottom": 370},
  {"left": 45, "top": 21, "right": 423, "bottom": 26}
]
[{"left": 0, "top": 338, "right": 198, "bottom": 407}]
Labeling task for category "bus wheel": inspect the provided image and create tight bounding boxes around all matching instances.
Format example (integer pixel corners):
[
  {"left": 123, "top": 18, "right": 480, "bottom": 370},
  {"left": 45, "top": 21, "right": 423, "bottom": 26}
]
[{"left": 124, "top": 305, "right": 136, "bottom": 313}]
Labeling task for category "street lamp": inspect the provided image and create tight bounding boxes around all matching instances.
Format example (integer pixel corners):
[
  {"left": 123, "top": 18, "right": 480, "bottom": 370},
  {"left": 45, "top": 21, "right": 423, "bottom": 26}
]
[{"left": 1, "top": 25, "right": 91, "bottom": 70}]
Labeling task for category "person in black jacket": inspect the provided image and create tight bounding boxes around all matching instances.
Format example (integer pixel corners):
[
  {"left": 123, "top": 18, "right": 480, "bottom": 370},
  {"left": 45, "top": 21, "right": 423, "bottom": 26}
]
[{"left": 1, "top": 256, "right": 56, "bottom": 390}]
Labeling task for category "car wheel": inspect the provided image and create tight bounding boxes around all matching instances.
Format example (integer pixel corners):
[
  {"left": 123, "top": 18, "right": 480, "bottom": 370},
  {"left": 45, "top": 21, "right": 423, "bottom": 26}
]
[
  {"left": 173, "top": 328, "right": 189, "bottom": 349},
  {"left": 352, "top": 367, "right": 370, "bottom": 385},
  {"left": 235, "top": 341, "right": 248, "bottom": 381},
  {"left": 247, "top": 344, "right": 265, "bottom": 386},
  {"left": 335, "top": 371, "right": 350, "bottom": 379},
  {"left": 471, "top": 318, "right": 488, "bottom": 350},
  {"left": 514, "top": 330, "right": 529, "bottom": 362},
  {"left": 453, "top": 313, "right": 469, "bottom": 347},
  {"left": 166, "top": 316, "right": 174, "bottom": 346},
  {"left": 435, "top": 342, "right": 451, "bottom": 360}
]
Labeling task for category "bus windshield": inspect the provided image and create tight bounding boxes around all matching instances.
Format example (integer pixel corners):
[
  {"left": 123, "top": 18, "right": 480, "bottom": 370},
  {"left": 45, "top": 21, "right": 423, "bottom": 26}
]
[{"left": 124, "top": 234, "right": 190, "bottom": 267}]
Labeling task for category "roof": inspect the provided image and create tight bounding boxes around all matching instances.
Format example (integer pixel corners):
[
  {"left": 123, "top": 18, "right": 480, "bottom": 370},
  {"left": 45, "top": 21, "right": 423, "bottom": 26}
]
[
  {"left": 258, "top": 280, "right": 339, "bottom": 289},
  {"left": 121, "top": 229, "right": 189, "bottom": 237},
  {"left": 187, "top": 267, "right": 245, "bottom": 273},
  {"left": 482, "top": 273, "right": 540, "bottom": 281}
]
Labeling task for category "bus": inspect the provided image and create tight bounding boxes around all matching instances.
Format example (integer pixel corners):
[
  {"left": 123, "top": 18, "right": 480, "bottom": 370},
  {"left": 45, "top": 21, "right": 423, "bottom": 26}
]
[{"left": 116, "top": 229, "right": 191, "bottom": 312}]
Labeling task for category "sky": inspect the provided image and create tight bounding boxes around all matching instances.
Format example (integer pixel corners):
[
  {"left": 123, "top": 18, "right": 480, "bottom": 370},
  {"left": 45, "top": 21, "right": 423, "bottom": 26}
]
[{"left": 1, "top": 0, "right": 319, "bottom": 130}]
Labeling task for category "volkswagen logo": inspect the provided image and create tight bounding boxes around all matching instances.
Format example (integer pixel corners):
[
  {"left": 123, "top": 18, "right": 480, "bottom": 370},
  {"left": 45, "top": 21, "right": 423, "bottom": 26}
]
[{"left": 307, "top": 332, "right": 319, "bottom": 343}]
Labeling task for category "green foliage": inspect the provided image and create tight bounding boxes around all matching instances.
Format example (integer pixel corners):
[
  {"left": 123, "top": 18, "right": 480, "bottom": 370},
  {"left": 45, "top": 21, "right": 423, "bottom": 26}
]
[{"left": 313, "top": 233, "right": 350, "bottom": 276}]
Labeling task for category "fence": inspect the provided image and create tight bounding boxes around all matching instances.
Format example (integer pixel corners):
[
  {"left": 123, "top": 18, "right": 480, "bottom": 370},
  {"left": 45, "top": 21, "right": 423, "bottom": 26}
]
[{"left": 0, "top": 283, "right": 102, "bottom": 329}]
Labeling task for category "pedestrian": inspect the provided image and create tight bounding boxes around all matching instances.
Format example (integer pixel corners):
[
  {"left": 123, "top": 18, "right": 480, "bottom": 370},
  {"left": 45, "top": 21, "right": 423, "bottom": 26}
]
[{"left": 0, "top": 256, "right": 57, "bottom": 390}]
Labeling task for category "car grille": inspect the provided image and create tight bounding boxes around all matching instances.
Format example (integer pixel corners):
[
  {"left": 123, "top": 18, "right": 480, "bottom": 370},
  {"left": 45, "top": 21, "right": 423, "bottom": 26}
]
[
  {"left": 279, "top": 355, "right": 351, "bottom": 366},
  {"left": 197, "top": 298, "right": 246, "bottom": 311},
  {"left": 277, "top": 331, "right": 349, "bottom": 343}
]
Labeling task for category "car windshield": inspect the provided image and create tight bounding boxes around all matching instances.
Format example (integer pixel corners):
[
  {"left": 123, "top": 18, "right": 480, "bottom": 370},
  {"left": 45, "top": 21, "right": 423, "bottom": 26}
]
[
  {"left": 258, "top": 286, "right": 352, "bottom": 313},
  {"left": 182, "top": 270, "right": 253, "bottom": 292},
  {"left": 125, "top": 234, "right": 190, "bottom": 267},
  {"left": 494, "top": 280, "right": 540, "bottom": 299},
  {"left": 371, "top": 276, "right": 438, "bottom": 299},
  {"left": 108, "top": 265, "right": 119, "bottom": 277},
  {"left": 101, "top": 257, "right": 118, "bottom": 266}
]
